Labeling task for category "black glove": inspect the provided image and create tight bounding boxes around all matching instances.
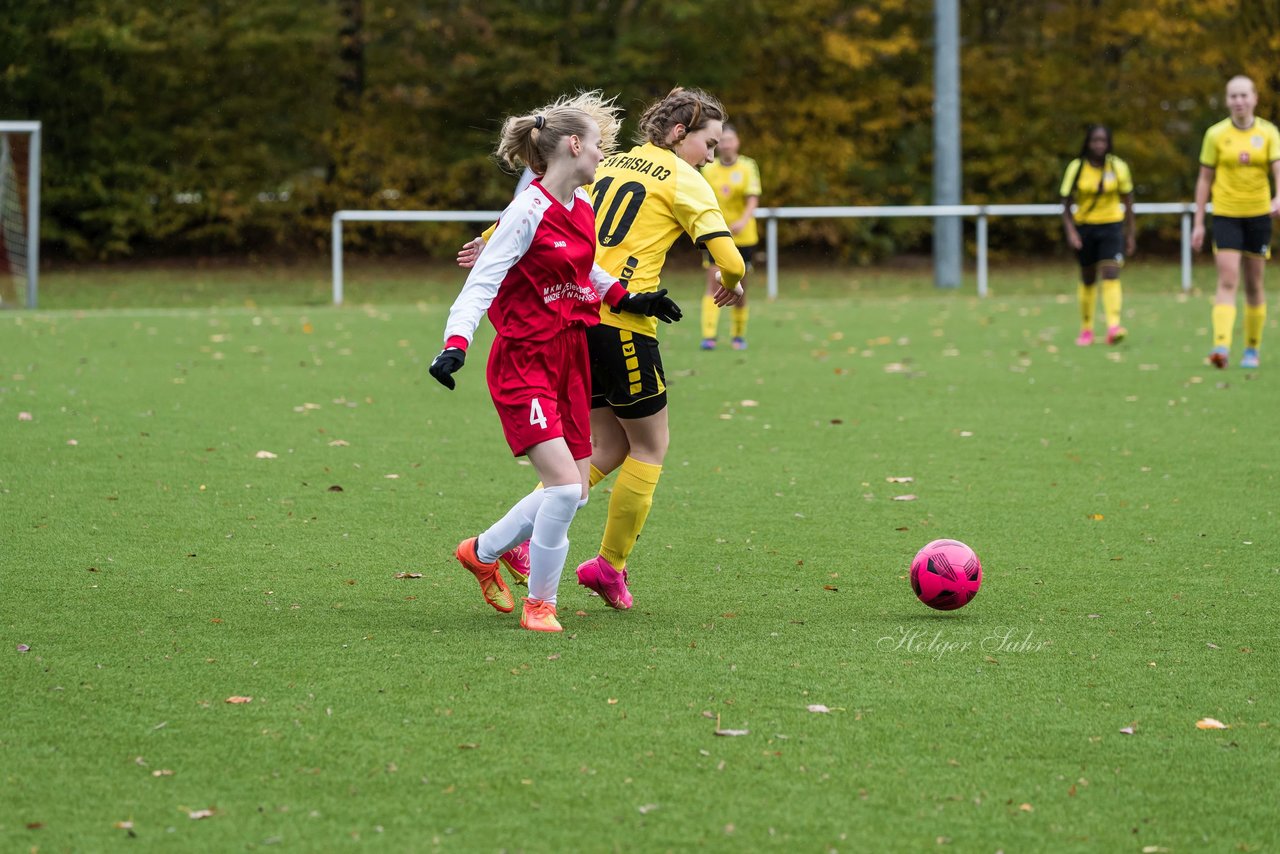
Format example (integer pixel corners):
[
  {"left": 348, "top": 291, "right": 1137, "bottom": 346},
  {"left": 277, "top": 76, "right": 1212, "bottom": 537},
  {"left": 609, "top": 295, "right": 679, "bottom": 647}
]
[
  {"left": 611, "top": 288, "right": 683, "bottom": 323},
  {"left": 429, "top": 347, "right": 466, "bottom": 390}
]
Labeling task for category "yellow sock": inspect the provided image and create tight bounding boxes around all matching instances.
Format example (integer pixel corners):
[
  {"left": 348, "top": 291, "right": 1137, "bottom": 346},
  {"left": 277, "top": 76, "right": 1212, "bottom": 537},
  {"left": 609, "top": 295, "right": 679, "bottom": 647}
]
[
  {"left": 1077, "top": 283, "right": 1097, "bottom": 331},
  {"left": 599, "top": 456, "right": 662, "bottom": 569},
  {"left": 1101, "top": 279, "right": 1123, "bottom": 329},
  {"left": 1212, "top": 303, "right": 1237, "bottom": 349},
  {"left": 1244, "top": 303, "right": 1267, "bottom": 349},
  {"left": 731, "top": 305, "right": 750, "bottom": 339},
  {"left": 537, "top": 464, "right": 607, "bottom": 492},
  {"left": 700, "top": 294, "right": 720, "bottom": 340}
]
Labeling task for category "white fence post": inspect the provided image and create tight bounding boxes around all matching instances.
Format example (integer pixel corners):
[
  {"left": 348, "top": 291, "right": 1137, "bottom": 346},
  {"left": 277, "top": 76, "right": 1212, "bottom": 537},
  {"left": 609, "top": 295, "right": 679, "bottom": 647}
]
[
  {"left": 765, "top": 213, "right": 778, "bottom": 300},
  {"left": 976, "top": 209, "right": 988, "bottom": 298},
  {"left": 331, "top": 213, "right": 344, "bottom": 306},
  {"left": 1181, "top": 209, "right": 1193, "bottom": 292}
]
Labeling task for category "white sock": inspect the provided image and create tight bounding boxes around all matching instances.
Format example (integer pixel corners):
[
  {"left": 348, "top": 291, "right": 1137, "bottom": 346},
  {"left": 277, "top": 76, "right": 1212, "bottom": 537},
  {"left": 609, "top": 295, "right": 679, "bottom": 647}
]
[
  {"left": 528, "top": 483, "right": 580, "bottom": 603},
  {"left": 476, "top": 488, "right": 543, "bottom": 563}
]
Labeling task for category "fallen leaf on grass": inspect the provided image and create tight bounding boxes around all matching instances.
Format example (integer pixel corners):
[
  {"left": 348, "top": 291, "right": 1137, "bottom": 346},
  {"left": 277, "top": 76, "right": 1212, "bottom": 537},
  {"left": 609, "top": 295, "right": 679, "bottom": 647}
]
[
  {"left": 114, "top": 821, "right": 134, "bottom": 830},
  {"left": 393, "top": 572, "right": 422, "bottom": 579},
  {"left": 607, "top": 698, "right": 619, "bottom": 705},
  {"left": 892, "top": 494, "right": 918, "bottom": 501},
  {"left": 740, "top": 400, "right": 759, "bottom": 407},
  {"left": 806, "top": 704, "right": 831, "bottom": 713},
  {"left": 1206, "top": 642, "right": 1220, "bottom": 650},
  {"left": 152, "top": 769, "right": 175, "bottom": 777},
  {"left": 16, "top": 644, "right": 29, "bottom": 652},
  {"left": 714, "top": 728, "right": 750, "bottom": 737},
  {"left": 457, "top": 743, "right": 479, "bottom": 750},
  {"left": 327, "top": 485, "right": 344, "bottom": 492},
  {"left": 187, "top": 809, "right": 215, "bottom": 820},
  {"left": 384, "top": 473, "right": 400, "bottom": 479},
  {"left": 1196, "top": 717, "right": 1228, "bottom": 730},
  {"left": 1018, "top": 803, "right": 1033, "bottom": 812},
  {"left": 638, "top": 803, "right": 660, "bottom": 814},
  {"left": 225, "top": 696, "right": 253, "bottom": 704},
  {"left": 328, "top": 439, "right": 350, "bottom": 447},
  {"left": 885, "top": 476, "right": 914, "bottom": 483},
  {"left": 254, "top": 450, "right": 277, "bottom": 459},
  {"left": 822, "top": 585, "right": 839, "bottom": 592},
  {"left": 1119, "top": 726, "right": 1135, "bottom": 735},
  {"left": 18, "top": 411, "right": 33, "bottom": 421},
  {"left": 1087, "top": 513, "right": 1104, "bottom": 520}
]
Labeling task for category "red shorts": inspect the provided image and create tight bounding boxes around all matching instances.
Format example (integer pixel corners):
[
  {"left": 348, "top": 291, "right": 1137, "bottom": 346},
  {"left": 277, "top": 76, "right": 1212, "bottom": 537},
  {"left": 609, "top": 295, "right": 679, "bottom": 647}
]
[{"left": 486, "top": 327, "right": 592, "bottom": 459}]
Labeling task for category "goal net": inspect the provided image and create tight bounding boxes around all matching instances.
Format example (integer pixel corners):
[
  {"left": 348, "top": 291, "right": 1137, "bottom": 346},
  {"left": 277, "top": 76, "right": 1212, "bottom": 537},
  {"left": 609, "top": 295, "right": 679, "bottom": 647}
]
[{"left": 0, "top": 122, "right": 41, "bottom": 309}]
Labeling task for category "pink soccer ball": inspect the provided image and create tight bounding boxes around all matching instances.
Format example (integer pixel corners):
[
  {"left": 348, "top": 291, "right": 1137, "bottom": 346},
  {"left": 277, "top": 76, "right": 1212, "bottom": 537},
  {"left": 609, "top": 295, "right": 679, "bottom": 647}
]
[{"left": 910, "top": 539, "right": 982, "bottom": 611}]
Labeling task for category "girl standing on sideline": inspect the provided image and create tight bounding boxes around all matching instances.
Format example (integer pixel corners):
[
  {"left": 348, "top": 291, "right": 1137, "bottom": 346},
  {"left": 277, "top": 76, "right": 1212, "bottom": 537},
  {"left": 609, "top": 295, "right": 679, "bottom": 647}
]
[
  {"left": 429, "top": 92, "right": 680, "bottom": 632},
  {"left": 1192, "top": 75, "right": 1280, "bottom": 370},
  {"left": 459, "top": 87, "right": 745, "bottom": 611},
  {"left": 1060, "top": 124, "right": 1136, "bottom": 347},
  {"left": 700, "top": 123, "right": 762, "bottom": 350}
]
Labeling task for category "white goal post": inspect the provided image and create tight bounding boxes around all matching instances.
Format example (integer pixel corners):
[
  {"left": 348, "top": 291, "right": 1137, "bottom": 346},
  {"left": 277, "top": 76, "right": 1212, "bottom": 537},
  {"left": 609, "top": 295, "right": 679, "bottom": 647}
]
[
  {"left": 0, "top": 121, "right": 41, "bottom": 309},
  {"left": 331, "top": 201, "right": 1204, "bottom": 305}
]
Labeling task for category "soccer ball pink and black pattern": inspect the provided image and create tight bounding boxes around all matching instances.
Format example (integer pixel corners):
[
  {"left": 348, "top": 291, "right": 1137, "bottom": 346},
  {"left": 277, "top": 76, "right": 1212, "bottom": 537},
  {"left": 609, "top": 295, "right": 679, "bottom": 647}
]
[{"left": 910, "top": 539, "right": 982, "bottom": 611}]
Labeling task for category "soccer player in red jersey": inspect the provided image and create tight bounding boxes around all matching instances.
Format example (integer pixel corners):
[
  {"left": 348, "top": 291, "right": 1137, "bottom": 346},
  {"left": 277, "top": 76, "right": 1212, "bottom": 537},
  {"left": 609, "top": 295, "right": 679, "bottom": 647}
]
[{"left": 429, "top": 92, "right": 682, "bottom": 632}]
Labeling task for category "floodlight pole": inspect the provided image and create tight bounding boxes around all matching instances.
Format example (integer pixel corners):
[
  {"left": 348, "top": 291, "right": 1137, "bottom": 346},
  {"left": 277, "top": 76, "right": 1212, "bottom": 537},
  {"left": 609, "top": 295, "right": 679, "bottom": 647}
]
[{"left": 933, "top": 0, "right": 962, "bottom": 288}]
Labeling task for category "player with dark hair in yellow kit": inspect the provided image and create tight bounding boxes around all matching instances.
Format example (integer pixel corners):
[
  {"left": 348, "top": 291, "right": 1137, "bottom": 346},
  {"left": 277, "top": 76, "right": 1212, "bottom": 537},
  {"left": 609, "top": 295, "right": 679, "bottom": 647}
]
[{"left": 1060, "top": 124, "right": 1136, "bottom": 347}]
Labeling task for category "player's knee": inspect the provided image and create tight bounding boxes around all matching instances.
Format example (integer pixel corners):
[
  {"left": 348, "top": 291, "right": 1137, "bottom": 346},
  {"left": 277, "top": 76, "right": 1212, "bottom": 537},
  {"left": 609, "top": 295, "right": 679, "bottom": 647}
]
[{"left": 538, "top": 483, "right": 581, "bottom": 528}]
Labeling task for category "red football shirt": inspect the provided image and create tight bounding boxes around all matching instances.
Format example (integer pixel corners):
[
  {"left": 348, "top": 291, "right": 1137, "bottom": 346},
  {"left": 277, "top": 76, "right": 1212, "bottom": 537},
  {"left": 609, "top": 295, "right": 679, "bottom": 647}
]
[{"left": 443, "top": 182, "right": 623, "bottom": 347}]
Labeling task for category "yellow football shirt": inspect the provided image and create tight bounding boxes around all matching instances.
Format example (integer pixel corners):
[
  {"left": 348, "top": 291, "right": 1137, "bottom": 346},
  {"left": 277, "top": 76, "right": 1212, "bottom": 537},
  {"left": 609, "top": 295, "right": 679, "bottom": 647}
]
[
  {"left": 1059, "top": 156, "right": 1133, "bottom": 225},
  {"left": 701, "top": 155, "right": 763, "bottom": 246},
  {"left": 589, "top": 143, "right": 732, "bottom": 338},
  {"left": 1199, "top": 117, "right": 1280, "bottom": 217}
]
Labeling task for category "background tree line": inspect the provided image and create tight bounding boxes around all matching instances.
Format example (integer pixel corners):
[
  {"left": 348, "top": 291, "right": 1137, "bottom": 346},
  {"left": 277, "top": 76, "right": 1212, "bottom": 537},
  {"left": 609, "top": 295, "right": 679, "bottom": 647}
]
[{"left": 2, "top": 0, "right": 1278, "bottom": 262}]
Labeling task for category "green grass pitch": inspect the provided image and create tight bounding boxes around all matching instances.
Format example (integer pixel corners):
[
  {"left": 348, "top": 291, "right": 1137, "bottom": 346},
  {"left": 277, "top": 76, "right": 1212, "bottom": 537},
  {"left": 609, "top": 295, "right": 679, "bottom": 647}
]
[{"left": 2, "top": 262, "right": 1277, "bottom": 851}]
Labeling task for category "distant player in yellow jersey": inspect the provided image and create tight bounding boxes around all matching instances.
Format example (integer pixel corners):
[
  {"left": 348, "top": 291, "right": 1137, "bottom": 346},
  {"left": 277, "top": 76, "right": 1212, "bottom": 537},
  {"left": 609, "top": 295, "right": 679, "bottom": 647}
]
[
  {"left": 458, "top": 88, "right": 746, "bottom": 609},
  {"left": 1060, "top": 124, "right": 1136, "bottom": 347},
  {"left": 1192, "top": 75, "right": 1280, "bottom": 370},
  {"left": 699, "top": 124, "right": 761, "bottom": 350}
]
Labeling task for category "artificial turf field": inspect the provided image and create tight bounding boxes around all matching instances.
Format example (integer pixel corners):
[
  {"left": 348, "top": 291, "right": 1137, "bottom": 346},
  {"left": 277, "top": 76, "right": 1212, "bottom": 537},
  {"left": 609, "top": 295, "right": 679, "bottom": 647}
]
[{"left": 2, "top": 262, "right": 1277, "bottom": 852}]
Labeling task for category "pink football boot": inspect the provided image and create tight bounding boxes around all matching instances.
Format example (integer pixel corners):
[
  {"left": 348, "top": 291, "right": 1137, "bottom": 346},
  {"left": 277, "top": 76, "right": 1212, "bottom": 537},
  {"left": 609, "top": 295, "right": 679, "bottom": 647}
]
[{"left": 575, "top": 554, "right": 633, "bottom": 610}]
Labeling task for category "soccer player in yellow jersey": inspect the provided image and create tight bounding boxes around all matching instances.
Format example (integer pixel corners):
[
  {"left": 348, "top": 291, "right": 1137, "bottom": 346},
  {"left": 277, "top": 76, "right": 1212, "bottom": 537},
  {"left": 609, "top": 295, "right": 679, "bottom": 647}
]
[
  {"left": 458, "top": 88, "right": 746, "bottom": 609},
  {"left": 1192, "top": 75, "right": 1280, "bottom": 370},
  {"left": 699, "top": 124, "right": 762, "bottom": 350},
  {"left": 1060, "top": 124, "right": 1136, "bottom": 347}
]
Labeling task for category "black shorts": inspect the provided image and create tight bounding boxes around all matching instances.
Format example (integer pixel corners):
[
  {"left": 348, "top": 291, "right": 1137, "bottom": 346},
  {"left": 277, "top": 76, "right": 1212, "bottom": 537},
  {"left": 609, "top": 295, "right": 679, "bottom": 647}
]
[
  {"left": 586, "top": 324, "right": 667, "bottom": 419},
  {"left": 1076, "top": 222, "right": 1125, "bottom": 270},
  {"left": 1212, "top": 215, "right": 1272, "bottom": 258},
  {"left": 702, "top": 242, "right": 756, "bottom": 273}
]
